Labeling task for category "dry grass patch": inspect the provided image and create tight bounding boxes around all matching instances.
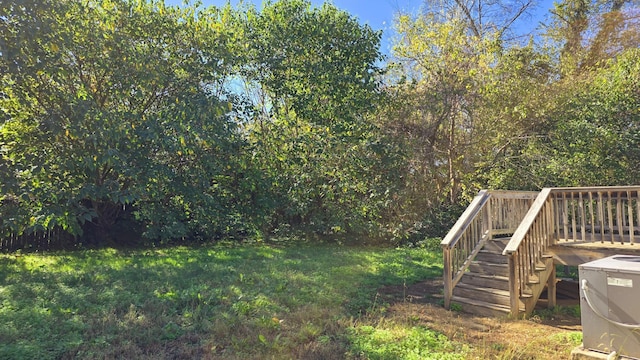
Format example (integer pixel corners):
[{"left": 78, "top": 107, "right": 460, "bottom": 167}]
[{"left": 376, "top": 278, "right": 582, "bottom": 360}]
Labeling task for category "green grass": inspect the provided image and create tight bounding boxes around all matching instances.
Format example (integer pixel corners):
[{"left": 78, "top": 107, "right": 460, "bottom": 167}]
[
  {"left": 0, "top": 242, "right": 452, "bottom": 359},
  {"left": 346, "top": 323, "right": 468, "bottom": 360}
]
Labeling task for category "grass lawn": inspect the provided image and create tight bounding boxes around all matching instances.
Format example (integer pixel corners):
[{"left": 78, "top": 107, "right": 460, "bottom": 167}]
[{"left": 0, "top": 241, "right": 581, "bottom": 359}]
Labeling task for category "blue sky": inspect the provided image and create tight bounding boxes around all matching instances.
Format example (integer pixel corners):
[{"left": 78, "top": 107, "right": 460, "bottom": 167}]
[{"left": 165, "top": 0, "right": 555, "bottom": 54}]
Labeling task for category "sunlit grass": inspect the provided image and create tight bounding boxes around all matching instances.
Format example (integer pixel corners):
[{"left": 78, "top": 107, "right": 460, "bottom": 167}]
[
  {"left": 346, "top": 322, "right": 468, "bottom": 360},
  {"left": 0, "top": 242, "right": 445, "bottom": 359}
]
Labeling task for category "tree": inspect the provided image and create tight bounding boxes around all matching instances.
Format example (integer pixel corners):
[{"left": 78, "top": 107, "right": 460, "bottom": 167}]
[
  {"left": 548, "top": 0, "right": 640, "bottom": 74},
  {"left": 0, "top": 0, "right": 241, "bottom": 242},
  {"left": 543, "top": 49, "right": 640, "bottom": 186},
  {"left": 419, "top": 0, "right": 537, "bottom": 40},
  {"left": 483, "top": 0, "right": 640, "bottom": 189},
  {"left": 229, "top": 0, "right": 402, "bottom": 238}
]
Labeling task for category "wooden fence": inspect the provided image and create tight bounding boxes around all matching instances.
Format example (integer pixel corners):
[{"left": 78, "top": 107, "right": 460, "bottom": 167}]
[{"left": 0, "top": 228, "right": 75, "bottom": 252}]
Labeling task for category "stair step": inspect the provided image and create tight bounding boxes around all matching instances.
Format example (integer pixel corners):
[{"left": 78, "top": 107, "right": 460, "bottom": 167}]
[
  {"left": 468, "top": 261, "right": 509, "bottom": 277},
  {"left": 482, "top": 239, "right": 510, "bottom": 253},
  {"left": 527, "top": 274, "right": 540, "bottom": 285},
  {"left": 459, "top": 273, "right": 509, "bottom": 291},
  {"left": 453, "top": 283, "right": 522, "bottom": 308},
  {"left": 451, "top": 295, "right": 521, "bottom": 317},
  {"left": 474, "top": 250, "right": 508, "bottom": 264}
]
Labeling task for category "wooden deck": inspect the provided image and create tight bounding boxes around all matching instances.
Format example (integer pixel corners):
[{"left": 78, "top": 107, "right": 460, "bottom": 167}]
[
  {"left": 442, "top": 186, "right": 640, "bottom": 317},
  {"left": 550, "top": 236, "right": 640, "bottom": 266}
]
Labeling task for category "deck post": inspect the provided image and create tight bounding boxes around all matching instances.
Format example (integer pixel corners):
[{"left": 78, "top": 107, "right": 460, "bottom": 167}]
[
  {"left": 443, "top": 246, "right": 452, "bottom": 309},
  {"left": 547, "top": 263, "right": 556, "bottom": 309},
  {"left": 508, "top": 254, "right": 520, "bottom": 316}
]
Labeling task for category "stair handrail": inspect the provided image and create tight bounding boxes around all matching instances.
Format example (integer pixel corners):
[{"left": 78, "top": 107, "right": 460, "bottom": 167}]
[
  {"left": 502, "top": 188, "right": 553, "bottom": 315},
  {"left": 441, "top": 190, "right": 491, "bottom": 249},
  {"left": 502, "top": 188, "right": 553, "bottom": 254},
  {"left": 441, "top": 190, "right": 492, "bottom": 309}
]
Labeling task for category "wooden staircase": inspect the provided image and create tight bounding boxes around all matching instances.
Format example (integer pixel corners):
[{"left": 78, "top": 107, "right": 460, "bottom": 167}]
[
  {"left": 451, "top": 237, "right": 522, "bottom": 316},
  {"left": 442, "top": 186, "right": 640, "bottom": 318},
  {"left": 451, "top": 236, "right": 557, "bottom": 317}
]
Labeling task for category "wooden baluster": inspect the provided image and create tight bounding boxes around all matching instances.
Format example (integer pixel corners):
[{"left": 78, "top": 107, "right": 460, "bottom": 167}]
[
  {"left": 552, "top": 198, "right": 562, "bottom": 241},
  {"left": 571, "top": 192, "right": 577, "bottom": 241},
  {"left": 608, "top": 191, "right": 615, "bottom": 244},
  {"left": 542, "top": 202, "right": 551, "bottom": 249},
  {"left": 468, "top": 221, "right": 474, "bottom": 254},
  {"left": 467, "top": 219, "right": 478, "bottom": 255},
  {"left": 527, "top": 235, "right": 534, "bottom": 279},
  {"left": 503, "top": 198, "right": 508, "bottom": 231},
  {"left": 598, "top": 192, "right": 605, "bottom": 243},
  {"left": 502, "top": 198, "right": 507, "bottom": 231},
  {"left": 492, "top": 198, "right": 497, "bottom": 231},
  {"left": 535, "top": 219, "right": 542, "bottom": 266},
  {"left": 616, "top": 192, "right": 624, "bottom": 244},
  {"left": 522, "top": 238, "right": 528, "bottom": 286},
  {"left": 473, "top": 217, "right": 478, "bottom": 245},
  {"left": 549, "top": 198, "right": 560, "bottom": 243},
  {"left": 579, "top": 192, "right": 586, "bottom": 242},
  {"left": 469, "top": 223, "right": 473, "bottom": 253},
  {"left": 636, "top": 191, "right": 640, "bottom": 245},
  {"left": 628, "top": 191, "right": 634, "bottom": 245},
  {"left": 462, "top": 234, "right": 467, "bottom": 265},
  {"left": 530, "top": 224, "right": 537, "bottom": 273},
  {"left": 616, "top": 192, "right": 627, "bottom": 244},
  {"left": 456, "top": 234, "right": 462, "bottom": 272},
  {"left": 563, "top": 193, "right": 569, "bottom": 241},
  {"left": 589, "top": 192, "right": 596, "bottom": 242},
  {"left": 515, "top": 198, "right": 519, "bottom": 227},
  {"left": 484, "top": 201, "right": 492, "bottom": 239},
  {"left": 520, "top": 250, "right": 526, "bottom": 299},
  {"left": 547, "top": 201, "right": 554, "bottom": 247}
]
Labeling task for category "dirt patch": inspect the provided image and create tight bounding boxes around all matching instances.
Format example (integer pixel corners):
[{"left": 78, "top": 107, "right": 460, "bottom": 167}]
[{"left": 377, "top": 278, "right": 582, "bottom": 359}]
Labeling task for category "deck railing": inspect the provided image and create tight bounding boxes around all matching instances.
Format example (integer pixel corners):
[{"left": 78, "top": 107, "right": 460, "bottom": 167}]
[
  {"left": 552, "top": 187, "right": 640, "bottom": 244},
  {"left": 441, "top": 190, "right": 538, "bottom": 309},
  {"left": 503, "top": 186, "right": 640, "bottom": 314}
]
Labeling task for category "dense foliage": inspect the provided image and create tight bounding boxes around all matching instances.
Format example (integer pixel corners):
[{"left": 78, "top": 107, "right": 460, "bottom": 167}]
[
  {"left": 1, "top": 0, "right": 400, "bottom": 244},
  {"left": 382, "top": 0, "right": 639, "bottom": 240},
  {"left": 1, "top": 0, "right": 639, "bottom": 246}
]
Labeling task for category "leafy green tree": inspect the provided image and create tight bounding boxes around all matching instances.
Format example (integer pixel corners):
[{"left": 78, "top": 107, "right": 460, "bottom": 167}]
[
  {"left": 541, "top": 49, "right": 640, "bottom": 186},
  {"left": 231, "top": 0, "right": 402, "bottom": 238},
  {"left": 484, "top": 0, "right": 640, "bottom": 189},
  {"left": 0, "top": 0, "right": 241, "bottom": 242}
]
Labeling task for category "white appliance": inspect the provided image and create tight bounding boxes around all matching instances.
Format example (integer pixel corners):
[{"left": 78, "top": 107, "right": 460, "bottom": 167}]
[{"left": 579, "top": 255, "right": 640, "bottom": 359}]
